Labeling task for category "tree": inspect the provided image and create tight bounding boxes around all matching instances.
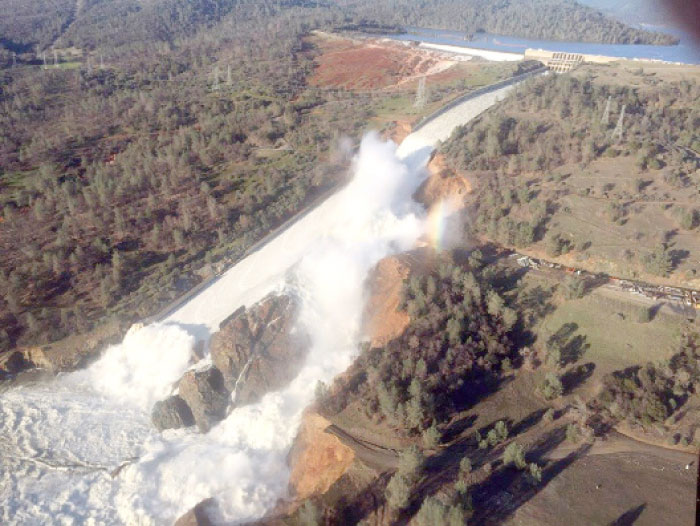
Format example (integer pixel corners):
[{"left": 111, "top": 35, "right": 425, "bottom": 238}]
[
  {"left": 459, "top": 456, "right": 472, "bottom": 480},
  {"left": 562, "top": 276, "right": 586, "bottom": 299},
  {"left": 528, "top": 462, "right": 542, "bottom": 485},
  {"left": 503, "top": 442, "right": 527, "bottom": 470},
  {"left": 422, "top": 421, "right": 441, "bottom": 449},
  {"left": 397, "top": 445, "right": 424, "bottom": 482},
  {"left": 540, "top": 372, "right": 564, "bottom": 400},
  {"left": 643, "top": 245, "right": 673, "bottom": 277},
  {"left": 543, "top": 408, "right": 555, "bottom": 422},
  {"left": 566, "top": 423, "right": 581, "bottom": 443},
  {"left": 386, "top": 473, "right": 411, "bottom": 511}
]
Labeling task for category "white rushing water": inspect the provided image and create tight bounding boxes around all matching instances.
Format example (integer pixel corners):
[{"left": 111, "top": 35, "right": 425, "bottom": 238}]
[{"left": 0, "top": 83, "right": 518, "bottom": 525}]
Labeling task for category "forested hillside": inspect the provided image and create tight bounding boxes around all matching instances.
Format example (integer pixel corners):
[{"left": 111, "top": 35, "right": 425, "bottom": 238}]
[
  {"left": 338, "top": 0, "right": 678, "bottom": 45},
  {"left": 0, "top": 0, "right": 676, "bottom": 56},
  {"left": 0, "top": 3, "right": 364, "bottom": 351}
]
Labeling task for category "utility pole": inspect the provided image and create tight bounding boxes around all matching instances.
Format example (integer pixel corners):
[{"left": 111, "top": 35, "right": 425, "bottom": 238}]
[
  {"left": 611, "top": 104, "right": 626, "bottom": 141},
  {"left": 100, "top": 53, "right": 105, "bottom": 70},
  {"left": 53, "top": 48, "right": 58, "bottom": 68},
  {"left": 227, "top": 65, "right": 232, "bottom": 87},
  {"left": 12, "top": 52, "right": 16, "bottom": 67},
  {"left": 414, "top": 76, "right": 427, "bottom": 109},
  {"left": 87, "top": 56, "right": 92, "bottom": 74},
  {"left": 43, "top": 52, "right": 47, "bottom": 69},
  {"left": 601, "top": 96, "right": 611, "bottom": 126}
]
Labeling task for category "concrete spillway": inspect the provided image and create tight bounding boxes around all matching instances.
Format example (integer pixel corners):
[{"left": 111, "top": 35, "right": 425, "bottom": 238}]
[{"left": 0, "top": 76, "right": 527, "bottom": 525}]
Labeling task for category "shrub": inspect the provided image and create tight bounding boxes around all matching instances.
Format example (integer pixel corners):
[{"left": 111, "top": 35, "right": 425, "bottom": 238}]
[{"left": 636, "top": 306, "right": 652, "bottom": 323}]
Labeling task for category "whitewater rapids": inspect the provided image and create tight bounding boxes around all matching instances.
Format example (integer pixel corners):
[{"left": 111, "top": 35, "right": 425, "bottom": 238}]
[{"left": 0, "top": 83, "right": 517, "bottom": 525}]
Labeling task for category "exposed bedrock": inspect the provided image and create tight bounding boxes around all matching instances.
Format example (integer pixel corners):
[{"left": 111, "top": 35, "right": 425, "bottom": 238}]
[
  {"left": 151, "top": 293, "right": 309, "bottom": 432},
  {"left": 210, "top": 293, "right": 310, "bottom": 406}
]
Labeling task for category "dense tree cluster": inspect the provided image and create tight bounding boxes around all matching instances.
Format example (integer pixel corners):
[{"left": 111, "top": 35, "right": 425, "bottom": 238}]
[
  {"left": 319, "top": 260, "right": 516, "bottom": 435},
  {"left": 595, "top": 332, "right": 699, "bottom": 426}
]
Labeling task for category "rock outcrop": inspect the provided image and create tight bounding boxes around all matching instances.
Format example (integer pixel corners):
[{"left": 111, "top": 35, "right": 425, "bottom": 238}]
[
  {"left": 151, "top": 293, "right": 309, "bottom": 433},
  {"left": 0, "top": 319, "right": 126, "bottom": 380},
  {"left": 151, "top": 395, "right": 195, "bottom": 431},
  {"left": 210, "top": 294, "right": 309, "bottom": 406},
  {"left": 414, "top": 152, "right": 471, "bottom": 209},
  {"left": 178, "top": 368, "right": 230, "bottom": 433},
  {"left": 173, "top": 499, "right": 215, "bottom": 526}
]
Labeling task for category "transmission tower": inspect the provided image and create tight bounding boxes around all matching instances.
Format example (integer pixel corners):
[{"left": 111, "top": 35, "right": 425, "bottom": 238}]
[
  {"left": 42, "top": 52, "right": 47, "bottom": 69},
  {"left": 227, "top": 65, "right": 232, "bottom": 87},
  {"left": 87, "top": 56, "right": 92, "bottom": 74},
  {"left": 601, "top": 96, "right": 611, "bottom": 126},
  {"left": 611, "top": 104, "right": 626, "bottom": 141},
  {"left": 53, "top": 49, "right": 58, "bottom": 68},
  {"left": 212, "top": 66, "right": 220, "bottom": 91},
  {"left": 100, "top": 53, "right": 105, "bottom": 70},
  {"left": 12, "top": 52, "right": 16, "bottom": 67},
  {"left": 414, "top": 76, "right": 427, "bottom": 109}
]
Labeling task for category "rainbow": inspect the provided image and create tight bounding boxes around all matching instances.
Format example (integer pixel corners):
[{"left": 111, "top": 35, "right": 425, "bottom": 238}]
[{"left": 425, "top": 199, "right": 458, "bottom": 251}]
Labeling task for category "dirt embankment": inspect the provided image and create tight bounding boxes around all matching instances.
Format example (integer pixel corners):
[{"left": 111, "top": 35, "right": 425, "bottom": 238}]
[
  {"left": 362, "top": 249, "right": 435, "bottom": 349},
  {"left": 287, "top": 412, "right": 356, "bottom": 500},
  {"left": 415, "top": 152, "right": 472, "bottom": 208}
]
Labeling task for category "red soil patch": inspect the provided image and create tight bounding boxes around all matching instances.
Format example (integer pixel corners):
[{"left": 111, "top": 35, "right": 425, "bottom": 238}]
[{"left": 308, "top": 35, "right": 455, "bottom": 91}]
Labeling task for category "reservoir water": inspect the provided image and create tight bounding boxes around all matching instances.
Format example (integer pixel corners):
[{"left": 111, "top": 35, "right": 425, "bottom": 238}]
[{"left": 385, "top": 27, "right": 700, "bottom": 65}]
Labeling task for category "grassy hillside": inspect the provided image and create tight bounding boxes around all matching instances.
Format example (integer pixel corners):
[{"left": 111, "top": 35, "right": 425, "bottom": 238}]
[{"left": 441, "top": 64, "right": 700, "bottom": 287}]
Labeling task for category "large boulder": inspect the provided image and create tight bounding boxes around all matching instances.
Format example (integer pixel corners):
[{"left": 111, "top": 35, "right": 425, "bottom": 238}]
[
  {"left": 178, "top": 368, "right": 230, "bottom": 433},
  {"left": 210, "top": 294, "right": 309, "bottom": 407},
  {"left": 173, "top": 499, "right": 215, "bottom": 526},
  {"left": 0, "top": 351, "right": 31, "bottom": 379},
  {"left": 151, "top": 395, "right": 195, "bottom": 431}
]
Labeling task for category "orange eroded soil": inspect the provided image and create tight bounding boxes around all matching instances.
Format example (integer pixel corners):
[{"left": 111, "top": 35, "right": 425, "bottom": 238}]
[
  {"left": 307, "top": 35, "right": 457, "bottom": 91},
  {"left": 287, "top": 412, "right": 355, "bottom": 500}
]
